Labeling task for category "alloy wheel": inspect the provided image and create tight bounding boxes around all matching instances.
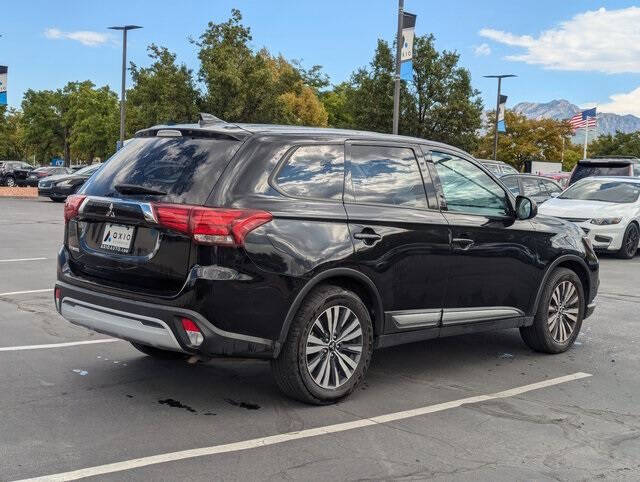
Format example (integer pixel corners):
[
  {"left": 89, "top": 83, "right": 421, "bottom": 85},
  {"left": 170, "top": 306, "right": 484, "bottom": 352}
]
[
  {"left": 5, "top": 177, "right": 15, "bottom": 187},
  {"left": 625, "top": 225, "right": 639, "bottom": 257},
  {"left": 548, "top": 280, "right": 580, "bottom": 343},
  {"left": 305, "top": 305, "right": 363, "bottom": 389}
]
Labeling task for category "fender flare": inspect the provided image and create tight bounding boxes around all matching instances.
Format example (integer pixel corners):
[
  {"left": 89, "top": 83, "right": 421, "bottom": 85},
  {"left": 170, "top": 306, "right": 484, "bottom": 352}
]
[
  {"left": 531, "top": 254, "right": 591, "bottom": 315},
  {"left": 274, "top": 268, "right": 384, "bottom": 358}
]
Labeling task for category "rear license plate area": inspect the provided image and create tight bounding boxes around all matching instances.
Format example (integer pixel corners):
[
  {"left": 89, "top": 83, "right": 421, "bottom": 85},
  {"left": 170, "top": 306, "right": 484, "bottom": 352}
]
[{"left": 100, "top": 223, "right": 135, "bottom": 254}]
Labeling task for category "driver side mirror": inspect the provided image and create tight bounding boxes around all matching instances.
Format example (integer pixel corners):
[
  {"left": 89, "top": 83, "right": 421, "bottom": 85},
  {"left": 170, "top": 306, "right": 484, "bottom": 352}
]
[{"left": 515, "top": 196, "right": 538, "bottom": 220}]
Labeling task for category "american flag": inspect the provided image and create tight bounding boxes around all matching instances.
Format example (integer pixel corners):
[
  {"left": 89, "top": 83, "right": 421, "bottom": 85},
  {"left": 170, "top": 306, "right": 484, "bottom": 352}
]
[{"left": 569, "top": 107, "right": 597, "bottom": 132}]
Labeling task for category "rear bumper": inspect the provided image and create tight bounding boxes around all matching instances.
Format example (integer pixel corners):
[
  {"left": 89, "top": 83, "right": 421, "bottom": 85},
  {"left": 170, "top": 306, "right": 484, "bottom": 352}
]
[{"left": 55, "top": 280, "right": 276, "bottom": 358}]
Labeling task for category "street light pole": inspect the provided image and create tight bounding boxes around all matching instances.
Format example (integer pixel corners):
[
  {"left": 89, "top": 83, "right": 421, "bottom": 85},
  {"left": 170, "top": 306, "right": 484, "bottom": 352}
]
[
  {"left": 392, "top": 0, "right": 404, "bottom": 135},
  {"left": 108, "top": 25, "right": 142, "bottom": 150},
  {"left": 484, "top": 74, "right": 516, "bottom": 160}
]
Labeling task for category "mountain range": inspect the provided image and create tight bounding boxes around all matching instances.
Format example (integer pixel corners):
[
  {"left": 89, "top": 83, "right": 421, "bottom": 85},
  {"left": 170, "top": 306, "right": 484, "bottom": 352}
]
[{"left": 512, "top": 99, "right": 640, "bottom": 137}]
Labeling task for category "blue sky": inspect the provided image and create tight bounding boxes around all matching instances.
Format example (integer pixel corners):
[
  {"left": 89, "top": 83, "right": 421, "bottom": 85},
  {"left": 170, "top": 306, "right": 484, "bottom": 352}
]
[{"left": 2, "top": 0, "right": 640, "bottom": 116}]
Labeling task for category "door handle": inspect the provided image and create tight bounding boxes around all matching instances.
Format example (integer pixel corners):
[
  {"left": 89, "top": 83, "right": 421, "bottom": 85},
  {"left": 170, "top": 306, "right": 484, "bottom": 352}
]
[{"left": 452, "top": 238, "right": 474, "bottom": 250}]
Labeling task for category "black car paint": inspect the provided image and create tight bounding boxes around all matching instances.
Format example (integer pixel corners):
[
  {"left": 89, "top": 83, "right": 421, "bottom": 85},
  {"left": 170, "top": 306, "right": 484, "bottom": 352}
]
[
  {"left": 39, "top": 169, "right": 97, "bottom": 199},
  {"left": 56, "top": 125, "right": 599, "bottom": 359}
]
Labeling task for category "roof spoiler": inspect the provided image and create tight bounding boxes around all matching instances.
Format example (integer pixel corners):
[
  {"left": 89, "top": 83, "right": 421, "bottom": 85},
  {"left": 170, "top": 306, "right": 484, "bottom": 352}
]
[{"left": 199, "top": 113, "right": 225, "bottom": 127}]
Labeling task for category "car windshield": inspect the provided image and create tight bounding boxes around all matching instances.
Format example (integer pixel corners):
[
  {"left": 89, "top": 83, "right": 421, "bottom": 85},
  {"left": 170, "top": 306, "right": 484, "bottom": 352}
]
[
  {"left": 75, "top": 164, "right": 100, "bottom": 176},
  {"left": 560, "top": 179, "right": 640, "bottom": 203}
]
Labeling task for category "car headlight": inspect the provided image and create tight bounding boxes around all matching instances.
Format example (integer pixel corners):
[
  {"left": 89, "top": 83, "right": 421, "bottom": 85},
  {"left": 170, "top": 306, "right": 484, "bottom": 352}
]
[
  {"left": 57, "top": 180, "right": 73, "bottom": 187},
  {"left": 590, "top": 217, "right": 622, "bottom": 225}
]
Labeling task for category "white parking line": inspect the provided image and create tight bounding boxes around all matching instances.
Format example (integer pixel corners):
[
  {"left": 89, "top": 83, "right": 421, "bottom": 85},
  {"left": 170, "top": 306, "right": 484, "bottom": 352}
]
[
  {"left": 0, "top": 288, "right": 53, "bottom": 297},
  {"left": 0, "top": 257, "right": 48, "bottom": 263},
  {"left": 0, "top": 339, "right": 119, "bottom": 352},
  {"left": 15, "top": 372, "right": 592, "bottom": 482}
]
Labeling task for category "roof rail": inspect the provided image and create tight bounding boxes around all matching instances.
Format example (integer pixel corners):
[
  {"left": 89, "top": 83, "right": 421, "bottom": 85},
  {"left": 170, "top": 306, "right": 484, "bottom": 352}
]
[
  {"left": 198, "top": 113, "right": 225, "bottom": 127},
  {"left": 591, "top": 155, "right": 639, "bottom": 160}
]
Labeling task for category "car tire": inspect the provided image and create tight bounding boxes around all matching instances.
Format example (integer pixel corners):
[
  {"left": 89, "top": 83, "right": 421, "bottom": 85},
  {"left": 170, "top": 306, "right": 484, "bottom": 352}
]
[
  {"left": 5, "top": 176, "right": 15, "bottom": 187},
  {"left": 50, "top": 197, "right": 65, "bottom": 203},
  {"left": 617, "top": 223, "right": 639, "bottom": 259},
  {"left": 520, "top": 267, "right": 584, "bottom": 354},
  {"left": 271, "top": 284, "right": 374, "bottom": 405},
  {"left": 130, "top": 342, "right": 188, "bottom": 360}
]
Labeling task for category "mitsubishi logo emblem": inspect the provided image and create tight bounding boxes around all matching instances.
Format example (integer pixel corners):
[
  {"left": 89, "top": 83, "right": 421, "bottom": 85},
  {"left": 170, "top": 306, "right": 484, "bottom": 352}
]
[{"left": 105, "top": 203, "right": 115, "bottom": 218}]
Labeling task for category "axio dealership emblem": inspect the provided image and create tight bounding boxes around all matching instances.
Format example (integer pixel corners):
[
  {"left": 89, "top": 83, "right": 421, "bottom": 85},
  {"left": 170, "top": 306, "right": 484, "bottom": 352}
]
[{"left": 106, "top": 203, "right": 115, "bottom": 218}]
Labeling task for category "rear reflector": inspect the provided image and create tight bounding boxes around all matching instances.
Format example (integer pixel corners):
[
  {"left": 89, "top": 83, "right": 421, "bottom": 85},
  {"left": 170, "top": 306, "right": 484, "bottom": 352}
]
[
  {"left": 181, "top": 317, "right": 204, "bottom": 346},
  {"left": 152, "top": 204, "right": 272, "bottom": 247},
  {"left": 64, "top": 195, "right": 86, "bottom": 223}
]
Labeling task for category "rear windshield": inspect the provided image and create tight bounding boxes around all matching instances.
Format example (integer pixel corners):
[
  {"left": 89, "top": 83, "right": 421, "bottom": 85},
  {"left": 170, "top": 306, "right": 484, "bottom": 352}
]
[
  {"left": 570, "top": 163, "right": 630, "bottom": 184},
  {"left": 81, "top": 136, "right": 241, "bottom": 204}
]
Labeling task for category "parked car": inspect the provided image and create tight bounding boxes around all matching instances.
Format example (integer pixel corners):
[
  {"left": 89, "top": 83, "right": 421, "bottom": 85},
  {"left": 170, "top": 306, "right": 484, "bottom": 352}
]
[
  {"left": 24, "top": 166, "right": 72, "bottom": 186},
  {"left": 501, "top": 174, "right": 563, "bottom": 204},
  {"left": 539, "top": 177, "right": 640, "bottom": 259},
  {"left": 55, "top": 118, "right": 599, "bottom": 404},
  {"left": 544, "top": 172, "right": 571, "bottom": 189},
  {"left": 39, "top": 164, "right": 101, "bottom": 202},
  {"left": 478, "top": 159, "right": 519, "bottom": 177},
  {"left": 0, "top": 160, "right": 34, "bottom": 186},
  {"left": 568, "top": 157, "right": 640, "bottom": 186}
]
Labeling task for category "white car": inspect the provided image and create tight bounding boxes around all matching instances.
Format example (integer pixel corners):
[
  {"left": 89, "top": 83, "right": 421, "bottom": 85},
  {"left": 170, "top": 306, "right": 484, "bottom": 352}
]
[{"left": 539, "top": 176, "right": 640, "bottom": 259}]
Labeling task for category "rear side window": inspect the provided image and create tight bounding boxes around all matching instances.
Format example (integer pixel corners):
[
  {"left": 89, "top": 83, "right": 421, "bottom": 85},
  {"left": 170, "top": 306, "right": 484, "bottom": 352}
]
[
  {"left": 274, "top": 145, "right": 344, "bottom": 200},
  {"left": 349, "top": 145, "right": 427, "bottom": 208},
  {"left": 82, "top": 137, "right": 241, "bottom": 204},
  {"left": 541, "top": 179, "right": 562, "bottom": 195},
  {"left": 521, "top": 177, "right": 546, "bottom": 197},
  {"left": 502, "top": 176, "right": 520, "bottom": 195}
]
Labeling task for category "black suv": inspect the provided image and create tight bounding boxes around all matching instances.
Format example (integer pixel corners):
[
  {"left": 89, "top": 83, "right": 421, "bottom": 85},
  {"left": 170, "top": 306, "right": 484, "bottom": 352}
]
[
  {"left": 55, "top": 117, "right": 599, "bottom": 404},
  {"left": 569, "top": 157, "right": 640, "bottom": 185},
  {"left": 0, "top": 160, "right": 33, "bottom": 186}
]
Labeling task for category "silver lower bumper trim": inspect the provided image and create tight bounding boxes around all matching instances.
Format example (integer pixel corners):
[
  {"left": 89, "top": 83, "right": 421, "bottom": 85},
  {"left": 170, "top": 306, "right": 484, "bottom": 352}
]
[{"left": 61, "top": 297, "right": 185, "bottom": 353}]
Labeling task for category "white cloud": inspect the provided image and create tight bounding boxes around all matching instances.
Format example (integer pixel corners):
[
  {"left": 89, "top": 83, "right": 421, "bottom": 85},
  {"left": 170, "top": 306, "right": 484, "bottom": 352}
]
[
  {"left": 479, "top": 7, "right": 640, "bottom": 73},
  {"left": 473, "top": 43, "right": 491, "bottom": 57},
  {"left": 44, "top": 28, "right": 110, "bottom": 46},
  {"left": 589, "top": 86, "right": 640, "bottom": 117}
]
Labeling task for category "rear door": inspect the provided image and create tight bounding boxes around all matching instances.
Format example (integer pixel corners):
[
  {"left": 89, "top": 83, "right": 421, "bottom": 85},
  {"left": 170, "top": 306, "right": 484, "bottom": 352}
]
[
  {"left": 429, "top": 150, "right": 542, "bottom": 320},
  {"left": 66, "top": 134, "right": 242, "bottom": 296},
  {"left": 344, "top": 141, "right": 449, "bottom": 332}
]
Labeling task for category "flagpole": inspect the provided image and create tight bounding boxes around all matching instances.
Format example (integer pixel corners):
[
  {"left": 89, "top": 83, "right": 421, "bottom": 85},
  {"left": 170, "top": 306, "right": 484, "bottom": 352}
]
[{"left": 583, "top": 121, "right": 589, "bottom": 160}]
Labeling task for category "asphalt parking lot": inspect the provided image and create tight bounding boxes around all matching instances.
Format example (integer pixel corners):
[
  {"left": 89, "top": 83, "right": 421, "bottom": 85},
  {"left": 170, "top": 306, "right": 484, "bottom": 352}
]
[{"left": 1, "top": 198, "right": 639, "bottom": 481}]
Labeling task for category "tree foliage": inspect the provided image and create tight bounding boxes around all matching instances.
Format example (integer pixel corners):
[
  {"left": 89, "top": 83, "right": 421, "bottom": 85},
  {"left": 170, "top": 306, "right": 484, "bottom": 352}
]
[
  {"left": 126, "top": 44, "right": 200, "bottom": 135},
  {"left": 0, "top": 106, "right": 29, "bottom": 161},
  {"left": 589, "top": 131, "right": 640, "bottom": 158},
  {"left": 474, "top": 111, "right": 573, "bottom": 171}
]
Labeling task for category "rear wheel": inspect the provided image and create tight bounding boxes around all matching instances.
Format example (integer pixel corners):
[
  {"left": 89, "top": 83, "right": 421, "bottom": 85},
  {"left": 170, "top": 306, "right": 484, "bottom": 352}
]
[
  {"left": 271, "top": 285, "right": 373, "bottom": 405},
  {"left": 617, "top": 223, "right": 639, "bottom": 259},
  {"left": 5, "top": 176, "right": 15, "bottom": 187},
  {"left": 520, "top": 267, "right": 584, "bottom": 353},
  {"left": 130, "top": 342, "right": 188, "bottom": 360}
]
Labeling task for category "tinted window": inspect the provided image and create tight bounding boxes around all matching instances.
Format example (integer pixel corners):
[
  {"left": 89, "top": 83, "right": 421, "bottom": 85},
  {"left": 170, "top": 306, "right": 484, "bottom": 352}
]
[
  {"left": 541, "top": 179, "right": 562, "bottom": 194},
  {"left": 560, "top": 179, "right": 640, "bottom": 203},
  {"left": 275, "top": 145, "right": 344, "bottom": 200},
  {"left": 433, "top": 152, "right": 509, "bottom": 216},
  {"left": 82, "top": 136, "right": 241, "bottom": 204},
  {"left": 521, "top": 177, "right": 546, "bottom": 197},
  {"left": 502, "top": 176, "right": 521, "bottom": 195},
  {"left": 349, "top": 145, "right": 427, "bottom": 208}
]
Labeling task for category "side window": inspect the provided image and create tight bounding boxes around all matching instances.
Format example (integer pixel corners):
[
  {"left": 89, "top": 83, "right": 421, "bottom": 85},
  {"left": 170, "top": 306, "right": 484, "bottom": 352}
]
[
  {"left": 542, "top": 179, "right": 562, "bottom": 195},
  {"left": 432, "top": 152, "right": 509, "bottom": 216},
  {"left": 521, "top": 177, "right": 546, "bottom": 198},
  {"left": 274, "top": 145, "right": 344, "bottom": 200},
  {"left": 502, "top": 176, "right": 521, "bottom": 195},
  {"left": 349, "top": 145, "right": 427, "bottom": 208}
]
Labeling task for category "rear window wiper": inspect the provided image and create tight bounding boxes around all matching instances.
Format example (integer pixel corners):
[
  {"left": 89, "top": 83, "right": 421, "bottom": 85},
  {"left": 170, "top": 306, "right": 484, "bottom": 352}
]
[{"left": 114, "top": 184, "right": 167, "bottom": 196}]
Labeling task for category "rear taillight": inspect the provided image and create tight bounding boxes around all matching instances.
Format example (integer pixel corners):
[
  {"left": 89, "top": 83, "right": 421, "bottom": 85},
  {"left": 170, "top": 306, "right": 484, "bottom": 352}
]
[
  {"left": 152, "top": 204, "right": 272, "bottom": 247},
  {"left": 64, "top": 195, "right": 86, "bottom": 223},
  {"left": 181, "top": 317, "right": 204, "bottom": 346}
]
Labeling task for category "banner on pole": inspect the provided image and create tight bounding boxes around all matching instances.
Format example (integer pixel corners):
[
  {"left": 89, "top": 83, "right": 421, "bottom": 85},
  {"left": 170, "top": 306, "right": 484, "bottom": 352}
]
[
  {"left": 400, "top": 12, "right": 416, "bottom": 82},
  {"left": 0, "top": 66, "right": 7, "bottom": 106},
  {"left": 497, "top": 94, "right": 507, "bottom": 132}
]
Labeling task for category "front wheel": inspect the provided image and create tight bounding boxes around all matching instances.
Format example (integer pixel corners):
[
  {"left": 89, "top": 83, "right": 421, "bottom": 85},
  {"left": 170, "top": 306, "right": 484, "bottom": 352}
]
[
  {"left": 271, "top": 285, "right": 373, "bottom": 405},
  {"left": 617, "top": 223, "right": 639, "bottom": 259},
  {"left": 520, "top": 267, "right": 584, "bottom": 354}
]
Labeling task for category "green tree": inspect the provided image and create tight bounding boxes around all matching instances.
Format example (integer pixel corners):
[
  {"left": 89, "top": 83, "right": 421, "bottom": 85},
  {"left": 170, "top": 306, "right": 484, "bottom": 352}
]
[
  {"left": 21, "top": 89, "right": 65, "bottom": 164},
  {"left": 0, "top": 106, "right": 29, "bottom": 161},
  {"left": 474, "top": 111, "right": 573, "bottom": 171},
  {"left": 127, "top": 44, "right": 200, "bottom": 134},
  {"left": 321, "top": 82, "right": 354, "bottom": 128},
  {"left": 402, "top": 34, "right": 483, "bottom": 151},
  {"left": 589, "top": 131, "right": 640, "bottom": 158},
  {"left": 196, "top": 9, "right": 328, "bottom": 125}
]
